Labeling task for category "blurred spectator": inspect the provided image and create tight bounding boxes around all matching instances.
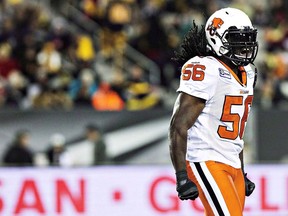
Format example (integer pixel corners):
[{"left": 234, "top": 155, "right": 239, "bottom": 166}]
[
  {"left": 67, "top": 124, "right": 108, "bottom": 166},
  {"left": 0, "top": 42, "right": 19, "bottom": 79},
  {"left": 37, "top": 41, "right": 62, "bottom": 74},
  {"left": 5, "top": 69, "right": 28, "bottom": 107},
  {"left": 32, "top": 85, "right": 73, "bottom": 110},
  {"left": 81, "top": 0, "right": 99, "bottom": 20},
  {"left": 46, "top": 133, "right": 72, "bottom": 166},
  {"left": 69, "top": 68, "right": 98, "bottom": 105},
  {"left": 110, "top": 69, "right": 127, "bottom": 101},
  {"left": 75, "top": 34, "right": 95, "bottom": 64},
  {"left": 126, "top": 65, "right": 161, "bottom": 110},
  {"left": 2, "top": 130, "right": 34, "bottom": 166},
  {"left": 92, "top": 82, "right": 125, "bottom": 110}
]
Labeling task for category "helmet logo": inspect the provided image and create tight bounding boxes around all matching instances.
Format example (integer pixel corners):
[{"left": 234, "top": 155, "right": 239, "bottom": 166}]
[{"left": 207, "top": 17, "right": 224, "bottom": 36}]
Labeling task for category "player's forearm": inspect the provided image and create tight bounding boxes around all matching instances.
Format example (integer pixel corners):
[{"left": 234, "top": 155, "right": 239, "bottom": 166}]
[{"left": 169, "top": 123, "right": 188, "bottom": 172}]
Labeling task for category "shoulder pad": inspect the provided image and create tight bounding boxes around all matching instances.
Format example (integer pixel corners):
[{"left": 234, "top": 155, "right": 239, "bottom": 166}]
[{"left": 183, "top": 56, "right": 217, "bottom": 68}]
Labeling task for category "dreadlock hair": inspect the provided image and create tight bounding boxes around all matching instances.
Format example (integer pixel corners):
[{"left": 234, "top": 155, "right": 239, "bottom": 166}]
[{"left": 172, "top": 21, "right": 213, "bottom": 67}]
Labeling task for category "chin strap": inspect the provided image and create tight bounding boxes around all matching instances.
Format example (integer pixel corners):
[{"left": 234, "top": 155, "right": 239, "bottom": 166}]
[{"left": 238, "top": 66, "right": 247, "bottom": 86}]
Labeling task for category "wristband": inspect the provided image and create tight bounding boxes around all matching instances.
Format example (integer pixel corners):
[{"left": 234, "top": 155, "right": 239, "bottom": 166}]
[{"left": 176, "top": 170, "right": 188, "bottom": 181}]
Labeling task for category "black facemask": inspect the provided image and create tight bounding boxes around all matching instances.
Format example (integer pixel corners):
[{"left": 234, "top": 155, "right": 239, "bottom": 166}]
[{"left": 220, "top": 26, "right": 258, "bottom": 66}]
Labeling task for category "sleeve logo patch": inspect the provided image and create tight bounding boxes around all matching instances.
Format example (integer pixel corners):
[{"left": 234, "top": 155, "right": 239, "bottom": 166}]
[
  {"left": 219, "top": 68, "right": 231, "bottom": 79},
  {"left": 247, "top": 70, "right": 254, "bottom": 79}
]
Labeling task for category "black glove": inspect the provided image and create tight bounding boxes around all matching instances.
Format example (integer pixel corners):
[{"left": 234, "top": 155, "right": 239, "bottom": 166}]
[
  {"left": 176, "top": 170, "right": 199, "bottom": 200},
  {"left": 244, "top": 173, "right": 255, "bottom": 196}
]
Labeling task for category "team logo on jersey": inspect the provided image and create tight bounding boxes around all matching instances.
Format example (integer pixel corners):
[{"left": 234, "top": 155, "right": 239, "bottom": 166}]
[
  {"left": 247, "top": 70, "right": 254, "bottom": 79},
  {"left": 219, "top": 68, "right": 231, "bottom": 79},
  {"left": 207, "top": 17, "right": 224, "bottom": 36}
]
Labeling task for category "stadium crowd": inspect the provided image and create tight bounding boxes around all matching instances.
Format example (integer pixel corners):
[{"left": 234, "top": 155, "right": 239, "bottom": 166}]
[{"left": 0, "top": 0, "right": 288, "bottom": 110}]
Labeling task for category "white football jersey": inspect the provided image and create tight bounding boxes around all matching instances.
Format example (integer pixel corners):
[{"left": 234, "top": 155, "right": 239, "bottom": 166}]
[{"left": 173, "top": 56, "right": 256, "bottom": 168}]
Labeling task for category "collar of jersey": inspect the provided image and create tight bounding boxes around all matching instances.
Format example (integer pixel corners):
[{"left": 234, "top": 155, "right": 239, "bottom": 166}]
[{"left": 216, "top": 58, "right": 247, "bottom": 87}]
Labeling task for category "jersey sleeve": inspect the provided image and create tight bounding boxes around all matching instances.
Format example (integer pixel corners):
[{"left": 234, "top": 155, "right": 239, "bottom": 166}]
[{"left": 177, "top": 56, "right": 218, "bottom": 101}]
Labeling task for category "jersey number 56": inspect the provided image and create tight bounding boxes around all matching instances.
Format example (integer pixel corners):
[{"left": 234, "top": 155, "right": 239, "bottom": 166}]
[
  {"left": 218, "top": 95, "right": 253, "bottom": 140},
  {"left": 182, "top": 64, "right": 206, "bottom": 81}
]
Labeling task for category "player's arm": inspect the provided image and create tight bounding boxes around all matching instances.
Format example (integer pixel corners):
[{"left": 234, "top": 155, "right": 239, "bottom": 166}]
[
  {"left": 169, "top": 92, "right": 205, "bottom": 200},
  {"left": 240, "top": 150, "right": 255, "bottom": 196},
  {"left": 169, "top": 92, "right": 205, "bottom": 171}
]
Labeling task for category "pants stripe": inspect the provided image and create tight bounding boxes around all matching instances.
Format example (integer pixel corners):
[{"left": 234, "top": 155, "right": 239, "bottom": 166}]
[
  {"left": 189, "top": 162, "right": 219, "bottom": 215},
  {"left": 195, "top": 162, "right": 225, "bottom": 216}
]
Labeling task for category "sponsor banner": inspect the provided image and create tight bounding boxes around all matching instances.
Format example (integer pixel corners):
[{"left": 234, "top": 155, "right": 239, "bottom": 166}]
[{"left": 0, "top": 165, "right": 286, "bottom": 216}]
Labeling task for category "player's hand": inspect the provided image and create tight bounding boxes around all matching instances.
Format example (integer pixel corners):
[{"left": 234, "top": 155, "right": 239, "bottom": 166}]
[
  {"left": 244, "top": 173, "right": 255, "bottom": 196},
  {"left": 176, "top": 170, "right": 199, "bottom": 200}
]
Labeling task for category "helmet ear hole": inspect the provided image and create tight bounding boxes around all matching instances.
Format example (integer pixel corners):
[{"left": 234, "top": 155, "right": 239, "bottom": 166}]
[{"left": 211, "top": 38, "right": 216, "bottom": 45}]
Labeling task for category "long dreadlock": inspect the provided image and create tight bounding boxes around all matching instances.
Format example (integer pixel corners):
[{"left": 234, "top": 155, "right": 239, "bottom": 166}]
[{"left": 172, "top": 21, "right": 213, "bottom": 67}]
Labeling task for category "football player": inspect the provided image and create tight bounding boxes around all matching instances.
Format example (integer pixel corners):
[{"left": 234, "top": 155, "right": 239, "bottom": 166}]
[{"left": 169, "top": 7, "right": 257, "bottom": 215}]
